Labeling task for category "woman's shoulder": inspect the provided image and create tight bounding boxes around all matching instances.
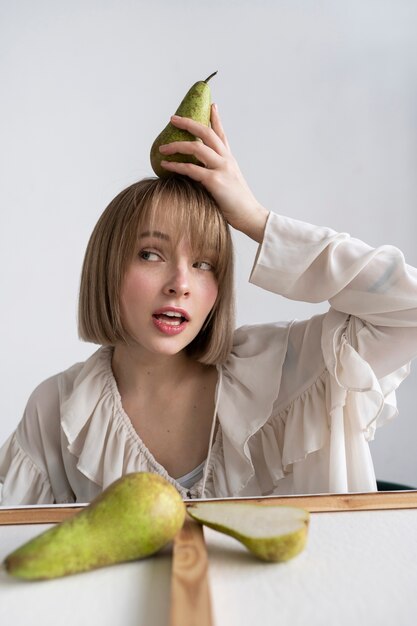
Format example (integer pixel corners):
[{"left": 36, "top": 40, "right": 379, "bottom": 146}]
[
  {"left": 28, "top": 361, "right": 83, "bottom": 402},
  {"left": 223, "top": 321, "right": 294, "bottom": 385},
  {"left": 23, "top": 346, "right": 111, "bottom": 419},
  {"left": 231, "top": 320, "right": 293, "bottom": 352},
  {"left": 56, "top": 346, "right": 111, "bottom": 399}
]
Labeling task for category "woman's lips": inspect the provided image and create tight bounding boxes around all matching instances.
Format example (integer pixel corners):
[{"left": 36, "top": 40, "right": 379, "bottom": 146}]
[
  {"left": 152, "top": 314, "right": 189, "bottom": 335},
  {"left": 153, "top": 306, "right": 190, "bottom": 321},
  {"left": 151, "top": 307, "right": 190, "bottom": 336}
]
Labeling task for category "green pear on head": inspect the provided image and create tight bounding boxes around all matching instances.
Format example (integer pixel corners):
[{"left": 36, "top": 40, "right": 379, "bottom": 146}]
[
  {"left": 150, "top": 71, "right": 217, "bottom": 177},
  {"left": 4, "top": 472, "right": 186, "bottom": 580},
  {"left": 187, "top": 501, "right": 309, "bottom": 563}
]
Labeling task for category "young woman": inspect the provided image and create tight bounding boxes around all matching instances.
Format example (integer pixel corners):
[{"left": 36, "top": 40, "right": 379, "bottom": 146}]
[{"left": 1, "top": 106, "right": 417, "bottom": 504}]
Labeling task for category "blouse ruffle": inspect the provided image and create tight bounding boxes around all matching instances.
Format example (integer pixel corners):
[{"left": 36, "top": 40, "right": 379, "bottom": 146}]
[
  {"left": 202, "top": 312, "right": 410, "bottom": 498},
  {"left": 0, "top": 433, "right": 54, "bottom": 504}
]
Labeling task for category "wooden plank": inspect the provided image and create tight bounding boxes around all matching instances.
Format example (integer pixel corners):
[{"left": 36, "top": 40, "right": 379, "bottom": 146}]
[
  {"left": 1, "top": 490, "right": 417, "bottom": 525},
  {"left": 0, "top": 506, "right": 84, "bottom": 525},
  {"left": 170, "top": 514, "right": 213, "bottom": 626},
  {"left": 221, "top": 490, "right": 417, "bottom": 513}
]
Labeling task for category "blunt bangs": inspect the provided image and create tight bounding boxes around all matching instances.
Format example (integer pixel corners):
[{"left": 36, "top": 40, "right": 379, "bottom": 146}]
[{"left": 133, "top": 178, "right": 228, "bottom": 283}]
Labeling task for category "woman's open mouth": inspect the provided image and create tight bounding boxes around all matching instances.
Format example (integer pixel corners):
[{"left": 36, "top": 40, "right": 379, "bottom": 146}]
[{"left": 152, "top": 312, "right": 189, "bottom": 335}]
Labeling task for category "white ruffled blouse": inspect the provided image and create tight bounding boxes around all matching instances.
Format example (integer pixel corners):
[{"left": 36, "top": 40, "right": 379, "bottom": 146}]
[{"left": 1, "top": 211, "right": 417, "bottom": 505}]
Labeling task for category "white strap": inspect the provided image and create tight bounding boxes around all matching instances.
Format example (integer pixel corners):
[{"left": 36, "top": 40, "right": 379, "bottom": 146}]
[{"left": 201, "top": 367, "right": 222, "bottom": 498}]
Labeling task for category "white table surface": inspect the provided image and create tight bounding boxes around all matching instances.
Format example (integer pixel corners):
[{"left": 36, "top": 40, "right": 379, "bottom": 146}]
[{"left": 1, "top": 508, "right": 416, "bottom": 626}]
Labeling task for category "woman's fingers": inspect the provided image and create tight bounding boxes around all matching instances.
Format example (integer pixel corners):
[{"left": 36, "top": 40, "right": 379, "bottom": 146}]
[
  {"left": 159, "top": 159, "right": 209, "bottom": 182},
  {"left": 159, "top": 140, "right": 223, "bottom": 169},
  {"left": 169, "top": 114, "right": 227, "bottom": 155},
  {"left": 159, "top": 106, "right": 231, "bottom": 175},
  {"left": 210, "top": 103, "right": 230, "bottom": 150}
]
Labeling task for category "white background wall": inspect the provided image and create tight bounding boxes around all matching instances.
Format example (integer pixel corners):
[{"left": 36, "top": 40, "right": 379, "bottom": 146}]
[{"left": 1, "top": 0, "right": 416, "bottom": 489}]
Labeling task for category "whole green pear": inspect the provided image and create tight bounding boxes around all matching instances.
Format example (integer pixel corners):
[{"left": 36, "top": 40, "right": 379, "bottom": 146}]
[
  {"left": 150, "top": 71, "right": 217, "bottom": 177},
  {"left": 4, "top": 472, "right": 186, "bottom": 580}
]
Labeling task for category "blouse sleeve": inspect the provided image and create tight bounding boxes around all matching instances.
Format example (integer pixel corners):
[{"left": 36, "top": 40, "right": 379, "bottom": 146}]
[
  {"left": 0, "top": 432, "right": 54, "bottom": 504},
  {"left": 249, "top": 211, "right": 417, "bottom": 493},
  {"left": 251, "top": 211, "right": 417, "bottom": 381},
  {"left": 0, "top": 374, "right": 74, "bottom": 505}
]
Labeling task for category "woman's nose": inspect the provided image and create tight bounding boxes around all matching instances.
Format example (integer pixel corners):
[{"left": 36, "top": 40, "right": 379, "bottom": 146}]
[{"left": 163, "top": 264, "right": 190, "bottom": 297}]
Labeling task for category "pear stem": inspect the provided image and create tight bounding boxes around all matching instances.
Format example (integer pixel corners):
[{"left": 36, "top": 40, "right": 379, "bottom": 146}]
[{"left": 204, "top": 71, "right": 218, "bottom": 83}]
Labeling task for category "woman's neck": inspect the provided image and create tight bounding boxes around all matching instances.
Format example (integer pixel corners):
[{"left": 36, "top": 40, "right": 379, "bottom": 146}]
[{"left": 111, "top": 343, "right": 205, "bottom": 399}]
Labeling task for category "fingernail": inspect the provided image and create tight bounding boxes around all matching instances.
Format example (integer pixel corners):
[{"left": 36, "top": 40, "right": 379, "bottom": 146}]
[
  {"left": 212, "top": 102, "right": 218, "bottom": 111},
  {"left": 159, "top": 145, "right": 168, "bottom": 152},
  {"left": 171, "top": 114, "right": 182, "bottom": 120}
]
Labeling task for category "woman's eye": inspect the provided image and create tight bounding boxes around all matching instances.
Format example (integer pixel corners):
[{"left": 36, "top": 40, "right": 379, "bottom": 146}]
[
  {"left": 139, "top": 250, "right": 161, "bottom": 262},
  {"left": 194, "top": 261, "right": 214, "bottom": 271}
]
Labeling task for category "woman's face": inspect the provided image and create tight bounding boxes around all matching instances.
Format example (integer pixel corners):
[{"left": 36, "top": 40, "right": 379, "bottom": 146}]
[{"left": 119, "top": 222, "right": 219, "bottom": 358}]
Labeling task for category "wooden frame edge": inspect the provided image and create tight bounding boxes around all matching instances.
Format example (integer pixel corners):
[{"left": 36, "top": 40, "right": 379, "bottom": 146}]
[{"left": 1, "top": 490, "right": 417, "bottom": 525}]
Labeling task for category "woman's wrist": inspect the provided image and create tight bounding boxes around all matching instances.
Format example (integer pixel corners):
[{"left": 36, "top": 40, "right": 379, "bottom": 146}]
[{"left": 236, "top": 204, "right": 270, "bottom": 244}]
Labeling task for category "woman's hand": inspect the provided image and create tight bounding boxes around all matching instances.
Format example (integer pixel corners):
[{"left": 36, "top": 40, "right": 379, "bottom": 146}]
[{"left": 158, "top": 104, "right": 269, "bottom": 243}]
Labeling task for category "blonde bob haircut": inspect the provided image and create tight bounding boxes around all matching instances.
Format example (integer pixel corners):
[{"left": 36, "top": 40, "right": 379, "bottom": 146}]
[{"left": 78, "top": 175, "right": 235, "bottom": 365}]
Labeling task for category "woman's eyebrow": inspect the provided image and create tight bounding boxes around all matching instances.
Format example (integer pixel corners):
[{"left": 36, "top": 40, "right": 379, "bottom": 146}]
[{"left": 139, "top": 230, "right": 170, "bottom": 241}]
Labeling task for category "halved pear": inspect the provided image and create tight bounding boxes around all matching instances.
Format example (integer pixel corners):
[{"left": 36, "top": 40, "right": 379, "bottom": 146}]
[{"left": 187, "top": 502, "right": 309, "bottom": 562}]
